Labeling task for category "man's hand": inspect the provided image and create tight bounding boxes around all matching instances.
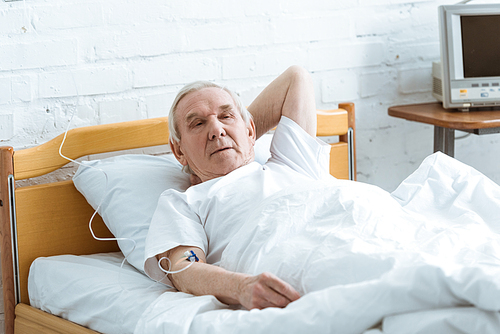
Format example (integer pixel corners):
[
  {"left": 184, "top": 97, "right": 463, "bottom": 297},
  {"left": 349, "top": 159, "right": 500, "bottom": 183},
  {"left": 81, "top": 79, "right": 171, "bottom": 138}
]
[{"left": 238, "top": 272, "right": 301, "bottom": 310}]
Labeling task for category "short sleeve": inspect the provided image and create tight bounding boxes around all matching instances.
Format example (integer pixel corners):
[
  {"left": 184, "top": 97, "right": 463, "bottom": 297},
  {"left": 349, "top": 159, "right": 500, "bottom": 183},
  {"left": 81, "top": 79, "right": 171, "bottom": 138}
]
[
  {"left": 269, "top": 116, "right": 331, "bottom": 179},
  {"left": 143, "top": 189, "right": 208, "bottom": 287}
]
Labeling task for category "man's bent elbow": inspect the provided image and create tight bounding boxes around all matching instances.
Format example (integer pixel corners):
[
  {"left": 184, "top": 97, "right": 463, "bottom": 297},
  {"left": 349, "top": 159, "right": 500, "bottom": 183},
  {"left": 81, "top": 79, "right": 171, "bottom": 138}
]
[{"left": 285, "top": 65, "right": 312, "bottom": 81}]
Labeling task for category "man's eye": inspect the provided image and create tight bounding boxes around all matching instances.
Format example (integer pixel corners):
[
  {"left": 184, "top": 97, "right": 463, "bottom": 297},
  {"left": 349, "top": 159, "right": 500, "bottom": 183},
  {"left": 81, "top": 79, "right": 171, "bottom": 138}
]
[{"left": 190, "top": 121, "right": 203, "bottom": 128}]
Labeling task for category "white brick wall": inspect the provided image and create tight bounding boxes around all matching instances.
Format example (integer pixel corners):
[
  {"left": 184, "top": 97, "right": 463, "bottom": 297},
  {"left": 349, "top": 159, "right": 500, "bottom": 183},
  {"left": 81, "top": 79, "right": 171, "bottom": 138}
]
[
  {"left": 2, "top": 0, "right": 499, "bottom": 190},
  {"left": 2, "top": 0, "right": 500, "bottom": 331},
  {"left": 0, "top": 37, "right": 79, "bottom": 70}
]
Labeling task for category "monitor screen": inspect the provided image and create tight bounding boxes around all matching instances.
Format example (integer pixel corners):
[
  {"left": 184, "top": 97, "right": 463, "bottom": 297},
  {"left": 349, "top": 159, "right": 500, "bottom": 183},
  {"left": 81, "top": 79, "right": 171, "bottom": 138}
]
[{"left": 461, "top": 15, "right": 500, "bottom": 78}]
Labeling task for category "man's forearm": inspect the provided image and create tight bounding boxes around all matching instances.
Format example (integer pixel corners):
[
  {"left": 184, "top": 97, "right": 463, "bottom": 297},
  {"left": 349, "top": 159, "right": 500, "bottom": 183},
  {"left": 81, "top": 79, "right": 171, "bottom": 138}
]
[
  {"left": 169, "top": 261, "right": 244, "bottom": 305},
  {"left": 169, "top": 261, "right": 301, "bottom": 309},
  {"left": 160, "top": 246, "right": 301, "bottom": 309}
]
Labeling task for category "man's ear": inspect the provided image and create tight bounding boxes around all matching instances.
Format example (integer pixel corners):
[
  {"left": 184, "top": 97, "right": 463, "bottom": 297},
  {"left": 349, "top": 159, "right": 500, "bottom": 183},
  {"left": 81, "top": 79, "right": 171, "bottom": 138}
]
[
  {"left": 170, "top": 139, "right": 188, "bottom": 166},
  {"left": 248, "top": 118, "right": 257, "bottom": 144}
]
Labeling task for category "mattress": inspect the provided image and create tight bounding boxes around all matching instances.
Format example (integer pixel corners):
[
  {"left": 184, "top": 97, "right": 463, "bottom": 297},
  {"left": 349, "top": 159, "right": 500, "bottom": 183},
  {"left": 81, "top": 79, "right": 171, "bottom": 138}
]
[{"left": 28, "top": 252, "right": 172, "bottom": 334}]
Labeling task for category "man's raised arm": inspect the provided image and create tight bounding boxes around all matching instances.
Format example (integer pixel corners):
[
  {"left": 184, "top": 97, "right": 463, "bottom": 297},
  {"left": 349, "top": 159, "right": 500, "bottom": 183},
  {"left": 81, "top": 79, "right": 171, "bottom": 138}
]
[{"left": 247, "top": 65, "right": 317, "bottom": 139}]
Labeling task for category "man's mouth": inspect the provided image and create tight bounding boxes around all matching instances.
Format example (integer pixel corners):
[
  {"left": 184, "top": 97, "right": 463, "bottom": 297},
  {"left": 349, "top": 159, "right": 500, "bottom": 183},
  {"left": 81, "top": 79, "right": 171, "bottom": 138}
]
[{"left": 211, "top": 147, "right": 232, "bottom": 156}]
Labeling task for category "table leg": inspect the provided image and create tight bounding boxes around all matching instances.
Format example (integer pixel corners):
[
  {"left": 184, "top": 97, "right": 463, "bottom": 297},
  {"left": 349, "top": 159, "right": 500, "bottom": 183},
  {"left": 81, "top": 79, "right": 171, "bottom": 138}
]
[{"left": 433, "top": 126, "right": 455, "bottom": 157}]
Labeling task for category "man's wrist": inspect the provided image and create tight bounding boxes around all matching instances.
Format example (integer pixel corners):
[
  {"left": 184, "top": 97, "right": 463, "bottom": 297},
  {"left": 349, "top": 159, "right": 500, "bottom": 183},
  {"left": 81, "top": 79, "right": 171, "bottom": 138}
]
[{"left": 214, "top": 270, "right": 248, "bottom": 306}]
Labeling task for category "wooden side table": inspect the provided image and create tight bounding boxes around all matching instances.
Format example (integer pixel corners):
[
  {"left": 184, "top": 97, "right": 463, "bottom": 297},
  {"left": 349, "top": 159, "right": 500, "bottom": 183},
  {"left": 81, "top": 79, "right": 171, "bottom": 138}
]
[{"left": 388, "top": 102, "right": 500, "bottom": 157}]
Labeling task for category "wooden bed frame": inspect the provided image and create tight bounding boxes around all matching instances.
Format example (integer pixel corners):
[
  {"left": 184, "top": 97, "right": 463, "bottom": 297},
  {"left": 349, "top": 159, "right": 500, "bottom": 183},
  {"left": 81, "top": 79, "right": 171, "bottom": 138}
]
[{"left": 0, "top": 103, "right": 355, "bottom": 334}]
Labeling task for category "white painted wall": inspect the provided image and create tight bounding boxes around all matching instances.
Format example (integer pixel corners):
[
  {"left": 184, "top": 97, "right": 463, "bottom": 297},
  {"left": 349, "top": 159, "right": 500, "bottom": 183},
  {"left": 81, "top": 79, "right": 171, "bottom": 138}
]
[{"left": 1, "top": 0, "right": 500, "bottom": 328}]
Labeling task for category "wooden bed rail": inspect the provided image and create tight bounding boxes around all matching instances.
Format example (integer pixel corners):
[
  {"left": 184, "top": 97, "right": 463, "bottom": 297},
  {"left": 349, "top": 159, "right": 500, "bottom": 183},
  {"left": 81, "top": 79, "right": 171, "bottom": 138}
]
[
  {"left": 0, "top": 147, "right": 15, "bottom": 334},
  {"left": 0, "top": 104, "right": 355, "bottom": 334},
  {"left": 12, "top": 107, "right": 355, "bottom": 181},
  {"left": 13, "top": 117, "right": 170, "bottom": 180},
  {"left": 337, "top": 102, "right": 356, "bottom": 180}
]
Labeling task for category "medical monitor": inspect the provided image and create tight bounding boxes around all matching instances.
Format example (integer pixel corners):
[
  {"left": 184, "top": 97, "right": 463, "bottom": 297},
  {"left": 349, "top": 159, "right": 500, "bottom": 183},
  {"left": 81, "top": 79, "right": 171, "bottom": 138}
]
[{"left": 433, "top": 4, "right": 500, "bottom": 111}]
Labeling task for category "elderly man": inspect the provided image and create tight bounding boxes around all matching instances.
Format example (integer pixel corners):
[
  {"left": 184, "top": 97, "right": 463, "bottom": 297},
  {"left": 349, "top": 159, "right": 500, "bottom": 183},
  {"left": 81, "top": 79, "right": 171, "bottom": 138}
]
[{"left": 144, "top": 66, "right": 331, "bottom": 310}]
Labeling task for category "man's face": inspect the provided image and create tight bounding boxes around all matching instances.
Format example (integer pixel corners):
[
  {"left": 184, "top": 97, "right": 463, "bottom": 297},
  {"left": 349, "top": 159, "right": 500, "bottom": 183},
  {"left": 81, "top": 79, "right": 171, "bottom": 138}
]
[{"left": 170, "top": 87, "right": 256, "bottom": 182}]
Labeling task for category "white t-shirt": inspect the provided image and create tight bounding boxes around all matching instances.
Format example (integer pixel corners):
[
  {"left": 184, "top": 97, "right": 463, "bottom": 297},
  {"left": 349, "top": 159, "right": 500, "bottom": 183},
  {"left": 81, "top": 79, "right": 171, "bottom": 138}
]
[{"left": 144, "top": 116, "right": 332, "bottom": 285}]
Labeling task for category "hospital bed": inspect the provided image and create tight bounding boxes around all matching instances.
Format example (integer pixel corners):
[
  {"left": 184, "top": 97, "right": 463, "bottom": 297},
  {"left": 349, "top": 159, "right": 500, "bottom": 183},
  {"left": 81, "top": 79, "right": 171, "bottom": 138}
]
[{"left": 0, "top": 103, "right": 356, "bottom": 334}]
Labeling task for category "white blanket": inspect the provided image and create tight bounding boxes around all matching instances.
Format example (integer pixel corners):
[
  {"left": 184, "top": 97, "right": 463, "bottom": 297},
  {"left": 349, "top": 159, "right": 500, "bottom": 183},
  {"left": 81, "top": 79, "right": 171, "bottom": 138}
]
[{"left": 134, "top": 152, "right": 500, "bottom": 333}]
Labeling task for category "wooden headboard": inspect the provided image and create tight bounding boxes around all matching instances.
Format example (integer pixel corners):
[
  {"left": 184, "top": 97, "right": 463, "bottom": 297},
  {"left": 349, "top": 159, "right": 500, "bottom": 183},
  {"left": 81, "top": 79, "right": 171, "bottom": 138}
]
[{"left": 0, "top": 102, "right": 355, "bottom": 334}]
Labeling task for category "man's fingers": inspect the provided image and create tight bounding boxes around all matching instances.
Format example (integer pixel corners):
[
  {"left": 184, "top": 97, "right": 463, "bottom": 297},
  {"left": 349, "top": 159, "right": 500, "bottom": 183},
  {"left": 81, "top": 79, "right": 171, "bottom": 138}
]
[
  {"left": 249, "top": 283, "right": 289, "bottom": 309},
  {"left": 264, "top": 273, "right": 301, "bottom": 302},
  {"left": 257, "top": 272, "right": 301, "bottom": 307},
  {"left": 240, "top": 272, "right": 301, "bottom": 310},
  {"left": 264, "top": 287, "right": 295, "bottom": 308}
]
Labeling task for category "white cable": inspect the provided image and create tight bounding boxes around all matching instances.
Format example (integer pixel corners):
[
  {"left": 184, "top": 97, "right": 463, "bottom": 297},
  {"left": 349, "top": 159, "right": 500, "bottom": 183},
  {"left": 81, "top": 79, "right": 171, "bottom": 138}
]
[
  {"left": 59, "top": 110, "right": 137, "bottom": 292},
  {"left": 158, "top": 256, "right": 196, "bottom": 275},
  {"left": 57, "top": 66, "right": 137, "bottom": 280},
  {"left": 58, "top": 112, "right": 137, "bottom": 269}
]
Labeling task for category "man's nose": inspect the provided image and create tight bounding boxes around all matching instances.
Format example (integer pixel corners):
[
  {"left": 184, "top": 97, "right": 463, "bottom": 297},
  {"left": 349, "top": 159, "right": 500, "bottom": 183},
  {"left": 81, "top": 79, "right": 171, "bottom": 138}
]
[{"left": 208, "top": 119, "right": 226, "bottom": 140}]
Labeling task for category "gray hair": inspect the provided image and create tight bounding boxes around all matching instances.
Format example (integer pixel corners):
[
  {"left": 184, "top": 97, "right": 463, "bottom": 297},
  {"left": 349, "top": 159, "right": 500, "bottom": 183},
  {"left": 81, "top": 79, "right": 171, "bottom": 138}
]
[
  {"left": 168, "top": 81, "right": 252, "bottom": 142},
  {"left": 168, "top": 81, "right": 253, "bottom": 175}
]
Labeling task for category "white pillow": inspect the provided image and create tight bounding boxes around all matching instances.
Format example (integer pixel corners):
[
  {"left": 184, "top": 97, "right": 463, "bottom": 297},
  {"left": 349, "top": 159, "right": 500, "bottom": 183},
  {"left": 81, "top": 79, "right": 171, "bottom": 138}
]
[
  {"left": 254, "top": 133, "right": 272, "bottom": 164},
  {"left": 72, "top": 135, "right": 273, "bottom": 273},
  {"left": 73, "top": 154, "right": 191, "bottom": 273}
]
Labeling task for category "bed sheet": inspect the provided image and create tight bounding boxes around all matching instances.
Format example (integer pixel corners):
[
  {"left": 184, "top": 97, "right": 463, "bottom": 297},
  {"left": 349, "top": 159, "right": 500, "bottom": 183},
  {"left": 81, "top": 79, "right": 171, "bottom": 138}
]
[{"left": 28, "top": 252, "right": 174, "bottom": 334}]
